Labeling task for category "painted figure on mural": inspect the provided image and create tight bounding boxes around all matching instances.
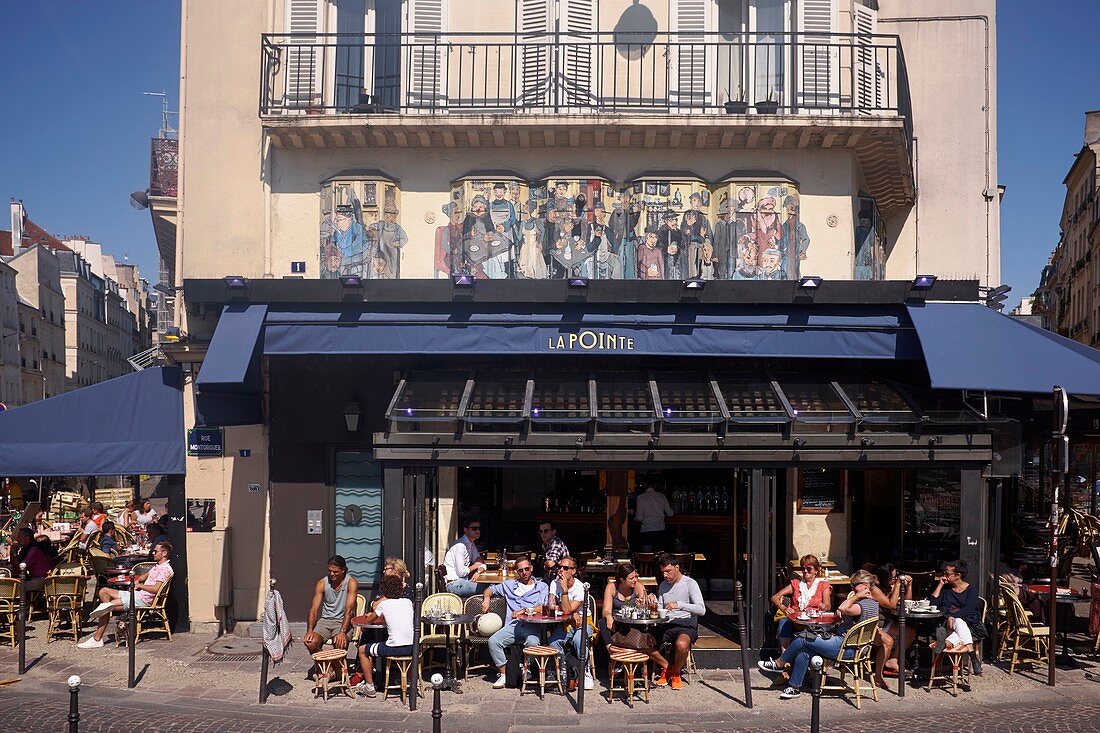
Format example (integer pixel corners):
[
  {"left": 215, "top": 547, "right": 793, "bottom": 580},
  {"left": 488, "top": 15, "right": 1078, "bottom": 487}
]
[
  {"left": 759, "top": 247, "right": 785, "bottom": 279},
  {"left": 734, "top": 233, "right": 759, "bottom": 279},
  {"left": 692, "top": 240, "right": 719, "bottom": 280},
  {"left": 517, "top": 199, "right": 548, "bottom": 280},
  {"left": 749, "top": 196, "right": 782, "bottom": 273},
  {"left": 588, "top": 224, "right": 622, "bottom": 279},
  {"left": 609, "top": 190, "right": 640, "bottom": 280},
  {"left": 735, "top": 185, "right": 756, "bottom": 212},
  {"left": 686, "top": 192, "right": 713, "bottom": 240},
  {"left": 778, "top": 194, "right": 810, "bottom": 279},
  {"left": 658, "top": 211, "right": 685, "bottom": 280},
  {"left": 463, "top": 194, "right": 507, "bottom": 278},
  {"left": 435, "top": 202, "right": 480, "bottom": 278},
  {"left": 715, "top": 200, "right": 736, "bottom": 280},
  {"left": 365, "top": 204, "right": 408, "bottom": 279},
  {"left": 489, "top": 182, "right": 518, "bottom": 277},
  {"left": 549, "top": 204, "right": 592, "bottom": 279},
  {"left": 328, "top": 203, "right": 369, "bottom": 278},
  {"left": 637, "top": 229, "right": 664, "bottom": 280},
  {"left": 682, "top": 209, "right": 715, "bottom": 279}
]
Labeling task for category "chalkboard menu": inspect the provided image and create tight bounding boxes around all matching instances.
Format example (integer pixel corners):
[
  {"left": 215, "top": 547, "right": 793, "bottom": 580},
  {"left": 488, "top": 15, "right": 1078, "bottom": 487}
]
[{"left": 798, "top": 469, "right": 845, "bottom": 514}]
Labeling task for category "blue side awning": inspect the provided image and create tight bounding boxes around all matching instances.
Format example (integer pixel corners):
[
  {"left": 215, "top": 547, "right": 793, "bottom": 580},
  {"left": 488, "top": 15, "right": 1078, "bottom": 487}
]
[
  {"left": 194, "top": 304, "right": 267, "bottom": 427},
  {"left": 907, "top": 303, "right": 1100, "bottom": 396},
  {"left": 262, "top": 305, "right": 923, "bottom": 360},
  {"left": 0, "top": 367, "right": 185, "bottom": 476}
]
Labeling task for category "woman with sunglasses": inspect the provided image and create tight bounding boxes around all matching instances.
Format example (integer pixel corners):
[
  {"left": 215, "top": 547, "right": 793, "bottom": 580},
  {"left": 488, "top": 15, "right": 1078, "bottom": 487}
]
[
  {"left": 600, "top": 563, "right": 670, "bottom": 676},
  {"left": 770, "top": 554, "right": 833, "bottom": 652}
]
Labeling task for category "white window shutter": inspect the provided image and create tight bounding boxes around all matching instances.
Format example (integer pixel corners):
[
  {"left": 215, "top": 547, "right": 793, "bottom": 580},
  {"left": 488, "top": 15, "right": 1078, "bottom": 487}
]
[
  {"left": 562, "top": 0, "right": 597, "bottom": 106},
  {"left": 406, "top": 0, "right": 448, "bottom": 109},
  {"left": 796, "top": 0, "right": 838, "bottom": 109},
  {"left": 853, "top": 2, "right": 881, "bottom": 114},
  {"left": 670, "top": 0, "right": 712, "bottom": 109},
  {"left": 285, "top": 0, "right": 323, "bottom": 109},
  {"left": 518, "top": 0, "right": 552, "bottom": 107}
]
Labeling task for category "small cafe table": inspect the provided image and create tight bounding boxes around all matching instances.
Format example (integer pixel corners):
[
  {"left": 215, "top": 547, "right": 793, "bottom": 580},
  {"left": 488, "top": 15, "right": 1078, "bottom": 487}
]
[
  {"left": 1028, "top": 584, "right": 1088, "bottom": 662},
  {"left": 421, "top": 612, "right": 474, "bottom": 692}
]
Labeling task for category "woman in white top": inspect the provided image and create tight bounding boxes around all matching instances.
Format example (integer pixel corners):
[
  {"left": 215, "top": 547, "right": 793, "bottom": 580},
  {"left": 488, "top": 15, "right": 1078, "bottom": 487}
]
[
  {"left": 134, "top": 499, "right": 158, "bottom": 527},
  {"left": 354, "top": 574, "right": 414, "bottom": 698}
]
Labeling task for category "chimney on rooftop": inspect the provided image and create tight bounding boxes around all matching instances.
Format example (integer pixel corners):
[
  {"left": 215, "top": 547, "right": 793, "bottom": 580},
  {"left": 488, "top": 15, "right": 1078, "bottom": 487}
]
[
  {"left": 1085, "top": 110, "right": 1100, "bottom": 147},
  {"left": 9, "top": 200, "right": 24, "bottom": 251}
]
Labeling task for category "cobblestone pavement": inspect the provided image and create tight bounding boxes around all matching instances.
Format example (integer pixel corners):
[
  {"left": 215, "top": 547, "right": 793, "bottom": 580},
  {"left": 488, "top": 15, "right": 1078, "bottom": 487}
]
[{"left": 3, "top": 614, "right": 1100, "bottom": 732}]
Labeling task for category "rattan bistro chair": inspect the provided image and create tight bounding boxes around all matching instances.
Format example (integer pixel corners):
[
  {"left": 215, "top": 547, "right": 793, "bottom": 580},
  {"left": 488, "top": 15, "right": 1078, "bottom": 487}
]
[
  {"left": 462, "top": 595, "right": 506, "bottom": 680},
  {"left": 0, "top": 577, "right": 21, "bottom": 648},
  {"left": 45, "top": 574, "right": 89, "bottom": 643},
  {"left": 419, "top": 593, "right": 462, "bottom": 682},
  {"left": 1002, "top": 587, "right": 1050, "bottom": 674},
  {"left": 818, "top": 617, "right": 880, "bottom": 709},
  {"left": 134, "top": 576, "right": 173, "bottom": 642}
]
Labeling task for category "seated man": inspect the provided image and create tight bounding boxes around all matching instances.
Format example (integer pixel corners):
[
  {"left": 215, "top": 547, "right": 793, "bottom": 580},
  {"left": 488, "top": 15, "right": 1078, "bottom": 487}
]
[
  {"left": 76, "top": 507, "right": 99, "bottom": 550},
  {"left": 98, "top": 521, "right": 119, "bottom": 556},
  {"left": 14, "top": 528, "right": 53, "bottom": 592},
  {"left": 650, "top": 552, "right": 705, "bottom": 690},
  {"left": 354, "top": 574, "right": 414, "bottom": 698},
  {"left": 547, "top": 558, "right": 595, "bottom": 690},
  {"left": 302, "top": 555, "right": 359, "bottom": 658},
  {"left": 481, "top": 557, "right": 548, "bottom": 689},
  {"left": 537, "top": 520, "right": 570, "bottom": 583},
  {"left": 443, "top": 519, "right": 486, "bottom": 596},
  {"left": 78, "top": 541, "right": 174, "bottom": 649}
]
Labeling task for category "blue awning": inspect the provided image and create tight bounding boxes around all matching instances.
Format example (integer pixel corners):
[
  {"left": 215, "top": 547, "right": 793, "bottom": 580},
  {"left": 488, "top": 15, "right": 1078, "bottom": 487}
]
[
  {"left": 195, "top": 304, "right": 267, "bottom": 392},
  {"left": 262, "top": 305, "right": 923, "bottom": 360},
  {"left": 194, "top": 304, "right": 267, "bottom": 427},
  {"left": 0, "top": 367, "right": 185, "bottom": 476},
  {"left": 907, "top": 303, "right": 1100, "bottom": 396}
]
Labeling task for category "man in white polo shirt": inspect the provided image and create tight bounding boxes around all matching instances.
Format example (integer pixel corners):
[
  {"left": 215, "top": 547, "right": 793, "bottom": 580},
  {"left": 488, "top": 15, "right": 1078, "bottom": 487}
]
[{"left": 443, "top": 518, "right": 486, "bottom": 595}]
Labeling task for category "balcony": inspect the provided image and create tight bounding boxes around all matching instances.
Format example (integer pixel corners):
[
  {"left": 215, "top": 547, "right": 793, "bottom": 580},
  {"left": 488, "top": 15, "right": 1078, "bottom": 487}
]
[
  {"left": 260, "top": 31, "right": 913, "bottom": 214},
  {"left": 147, "top": 137, "right": 178, "bottom": 286}
]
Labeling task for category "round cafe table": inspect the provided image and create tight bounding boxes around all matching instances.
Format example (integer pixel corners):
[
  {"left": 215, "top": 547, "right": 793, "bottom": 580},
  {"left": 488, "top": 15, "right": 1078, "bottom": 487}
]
[
  {"left": 784, "top": 609, "right": 840, "bottom": 627},
  {"left": 422, "top": 612, "right": 474, "bottom": 693},
  {"left": 514, "top": 612, "right": 566, "bottom": 645},
  {"left": 1027, "top": 585, "right": 1088, "bottom": 662},
  {"left": 902, "top": 608, "right": 943, "bottom": 679},
  {"left": 615, "top": 614, "right": 663, "bottom": 628}
]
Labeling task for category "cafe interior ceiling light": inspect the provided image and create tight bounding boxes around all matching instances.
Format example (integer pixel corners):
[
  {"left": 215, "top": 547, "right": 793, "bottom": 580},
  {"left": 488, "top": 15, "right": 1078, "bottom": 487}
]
[
  {"left": 912, "top": 275, "right": 937, "bottom": 290},
  {"left": 452, "top": 274, "right": 476, "bottom": 288},
  {"left": 798, "top": 276, "right": 823, "bottom": 289},
  {"left": 343, "top": 400, "right": 364, "bottom": 433}
]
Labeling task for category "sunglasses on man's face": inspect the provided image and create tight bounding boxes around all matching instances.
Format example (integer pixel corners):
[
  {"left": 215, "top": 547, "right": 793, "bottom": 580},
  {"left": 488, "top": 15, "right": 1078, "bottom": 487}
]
[
  {"left": 559, "top": 565, "right": 576, "bottom": 571},
  {"left": 802, "top": 566, "right": 818, "bottom": 572},
  {"left": 515, "top": 565, "right": 533, "bottom": 573}
]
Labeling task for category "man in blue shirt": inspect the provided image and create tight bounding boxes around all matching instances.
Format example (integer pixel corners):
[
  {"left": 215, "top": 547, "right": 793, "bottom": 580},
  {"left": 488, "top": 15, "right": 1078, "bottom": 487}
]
[{"left": 480, "top": 557, "right": 548, "bottom": 689}]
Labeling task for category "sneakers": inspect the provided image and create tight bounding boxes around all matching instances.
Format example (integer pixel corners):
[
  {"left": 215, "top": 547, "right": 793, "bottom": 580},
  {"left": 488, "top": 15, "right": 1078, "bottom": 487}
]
[
  {"left": 779, "top": 686, "right": 801, "bottom": 699},
  {"left": 670, "top": 674, "right": 684, "bottom": 690},
  {"left": 583, "top": 673, "right": 594, "bottom": 691},
  {"left": 77, "top": 636, "right": 104, "bottom": 649},
  {"left": 88, "top": 602, "right": 114, "bottom": 621},
  {"left": 355, "top": 681, "right": 377, "bottom": 698},
  {"left": 492, "top": 673, "right": 507, "bottom": 689},
  {"left": 654, "top": 668, "right": 670, "bottom": 687},
  {"left": 757, "top": 659, "right": 785, "bottom": 677},
  {"left": 971, "top": 652, "right": 983, "bottom": 676}
]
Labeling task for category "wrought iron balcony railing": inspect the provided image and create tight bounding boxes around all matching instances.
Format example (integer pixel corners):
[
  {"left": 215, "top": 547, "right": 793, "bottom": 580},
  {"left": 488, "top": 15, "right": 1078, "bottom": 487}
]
[
  {"left": 260, "top": 31, "right": 911, "bottom": 137},
  {"left": 149, "top": 137, "right": 178, "bottom": 197}
]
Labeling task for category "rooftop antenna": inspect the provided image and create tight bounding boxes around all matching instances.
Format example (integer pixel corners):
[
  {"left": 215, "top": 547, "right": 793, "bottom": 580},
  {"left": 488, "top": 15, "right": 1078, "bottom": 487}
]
[{"left": 143, "top": 91, "right": 178, "bottom": 139}]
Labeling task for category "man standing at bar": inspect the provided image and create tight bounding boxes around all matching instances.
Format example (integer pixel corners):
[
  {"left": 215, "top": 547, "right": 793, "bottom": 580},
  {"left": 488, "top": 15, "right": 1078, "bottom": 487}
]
[
  {"left": 537, "top": 520, "right": 570, "bottom": 583},
  {"left": 634, "top": 483, "right": 674, "bottom": 552},
  {"left": 650, "top": 552, "right": 705, "bottom": 690},
  {"left": 443, "top": 519, "right": 486, "bottom": 596},
  {"left": 482, "top": 557, "right": 548, "bottom": 689}
]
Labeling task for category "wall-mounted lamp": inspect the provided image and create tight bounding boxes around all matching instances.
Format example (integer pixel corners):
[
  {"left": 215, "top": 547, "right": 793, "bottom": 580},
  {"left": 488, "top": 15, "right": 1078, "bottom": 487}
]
[
  {"left": 568, "top": 278, "right": 589, "bottom": 288},
  {"left": 683, "top": 280, "right": 706, "bottom": 291},
  {"left": 504, "top": 436, "right": 514, "bottom": 447},
  {"left": 224, "top": 275, "right": 249, "bottom": 301},
  {"left": 912, "top": 275, "right": 937, "bottom": 290},
  {"left": 343, "top": 400, "right": 364, "bottom": 432}
]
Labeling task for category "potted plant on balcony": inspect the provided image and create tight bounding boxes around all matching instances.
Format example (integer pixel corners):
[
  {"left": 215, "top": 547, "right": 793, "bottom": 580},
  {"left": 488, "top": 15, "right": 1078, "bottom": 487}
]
[
  {"left": 755, "top": 89, "right": 780, "bottom": 115},
  {"left": 724, "top": 87, "right": 749, "bottom": 115}
]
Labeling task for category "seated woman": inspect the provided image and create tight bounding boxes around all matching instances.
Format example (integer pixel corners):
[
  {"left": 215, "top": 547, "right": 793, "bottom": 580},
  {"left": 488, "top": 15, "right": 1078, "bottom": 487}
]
[
  {"left": 872, "top": 563, "right": 914, "bottom": 688},
  {"left": 770, "top": 554, "right": 833, "bottom": 652},
  {"left": 928, "top": 559, "right": 984, "bottom": 674},
  {"left": 758, "top": 570, "right": 880, "bottom": 699},
  {"left": 600, "top": 563, "right": 669, "bottom": 675},
  {"left": 354, "top": 574, "right": 414, "bottom": 698}
]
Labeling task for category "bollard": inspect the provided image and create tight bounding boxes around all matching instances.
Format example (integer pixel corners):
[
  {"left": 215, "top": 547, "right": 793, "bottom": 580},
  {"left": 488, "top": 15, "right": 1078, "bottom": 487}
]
[
  {"left": 67, "top": 675, "right": 81, "bottom": 733},
  {"left": 18, "top": 563, "right": 27, "bottom": 675},
  {"left": 127, "top": 571, "right": 137, "bottom": 689},
  {"left": 430, "top": 673, "right": 443, "bottom": 733},
  {"left": 809, "top": 655, "right": 823, "bottom": 733},
  {"left": 897, "top": 578, "right": 908, "bottom": 698},
  {"left": 734, "top": 581, "right": 753, "bottom": 708}
]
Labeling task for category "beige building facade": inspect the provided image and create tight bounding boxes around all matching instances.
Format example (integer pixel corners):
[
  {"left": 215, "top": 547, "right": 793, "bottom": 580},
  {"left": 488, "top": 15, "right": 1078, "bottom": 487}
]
[
  {"left": 0, "top": 259, "right": 20, "bottom": 407},
  {"left": 1037, "top": 111, "right": 1100, "bottom": 345},
  {"left": 173, "top": 0, "right": 998, "bottom": 631}
]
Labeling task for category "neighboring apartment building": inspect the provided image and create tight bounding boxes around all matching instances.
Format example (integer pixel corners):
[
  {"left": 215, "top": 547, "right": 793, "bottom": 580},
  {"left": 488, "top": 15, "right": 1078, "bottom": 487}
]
[
  {"left": 173, "top": 0, "right": 998, "bottom": 633},
  {"left": 58, "top": 249, "right": 108, "bottom": 389},
  {"left": 15, "top": 299, "right": 43, "bottom": 403},
  {"left": 0, "top": 256, "right": 20, "bottom": 407},
  {"left": 1036, "top": 110, "right": 1100, "bottom": 345}
]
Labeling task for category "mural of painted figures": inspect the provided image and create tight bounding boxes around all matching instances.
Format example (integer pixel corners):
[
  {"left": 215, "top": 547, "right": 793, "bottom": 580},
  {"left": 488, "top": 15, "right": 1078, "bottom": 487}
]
[
  {"left": 435, "top": 179, "right": 527, "bottom": 279},
  {"left": 321, "top": 179, "right": 403, "bottom": 279},
  {"left": 854, "top": 196, "right": 886, "bottom": 281},
  {"left": 717, "top": 182, "right": 811, "bottom": 281}
]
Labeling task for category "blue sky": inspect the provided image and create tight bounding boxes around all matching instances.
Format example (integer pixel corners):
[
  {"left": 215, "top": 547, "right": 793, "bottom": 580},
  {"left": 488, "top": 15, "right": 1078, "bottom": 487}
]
[{"left": 0, "top": 2, "right": 1096, "bottom": 311}]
